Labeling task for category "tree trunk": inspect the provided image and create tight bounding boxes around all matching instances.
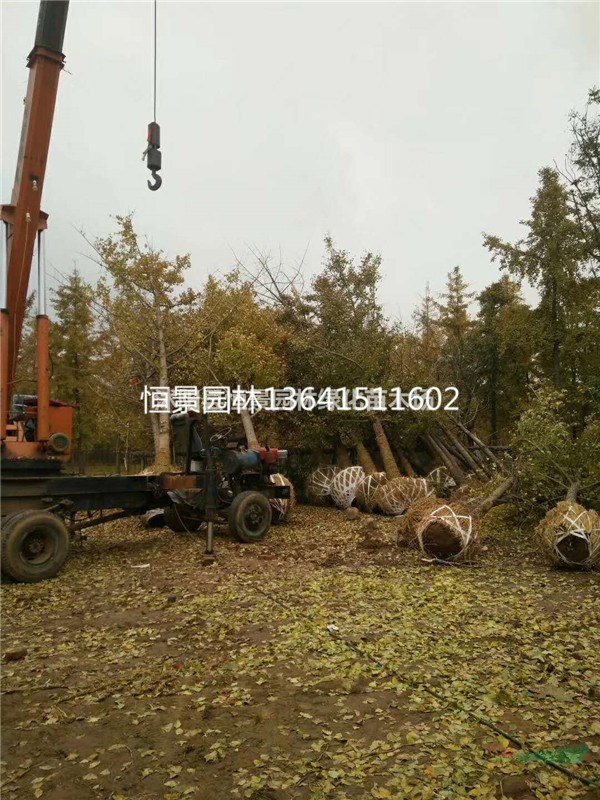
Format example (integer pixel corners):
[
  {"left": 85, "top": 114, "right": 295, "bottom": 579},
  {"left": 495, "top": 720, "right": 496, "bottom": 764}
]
[
  {"left": 371, "top": 416, "right": 400, "bottom": 479},
  {"left": 440, "top": 425, "right": 490, "bottom": 476},
  {"left": 566, "top": 481, "right": 580, "bottom": 502},
  {"left": 397, "top": 448, "right": 416, "bottom": 477},
  {"left": 551, "top": 277, "right": 561, "bottom": 390},
  {"left": 475, "top": 476, "right": 515, "bottom": 515},
  {"left": 335, "top": 445, "right": 352, "bottom": 469},
  {"left": 150, "top": 413, "right": 160, "bottom": 454},
  {"left": 241, "top": 409, "right": 260, "bottom": 450},
  {"left": 490, "top": 357, "right": 498, "bottom": 446},
  {"left": 422, "top": 432, "right": 465, "bottom": 484},
  {"left": 454, "top": 420, "right": 501, "bottom": 468},
  {"left": 355, "top": 441, "right": 377, "bottom": 476},
  {"left": 311, "top": 445, "right": 326, "bottom": 465},
  {"left": 155, "top": 309, "right": 171, "bottom": 471}
]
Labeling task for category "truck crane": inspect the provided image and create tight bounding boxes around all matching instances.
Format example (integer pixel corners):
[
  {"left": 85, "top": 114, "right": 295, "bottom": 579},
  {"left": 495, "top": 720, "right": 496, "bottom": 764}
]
[
  {"left": 0, "top": 1, "right": 290, "bottom": 583},
  {"left": 1, "top": 0, "right": 72, "bottom": 470}
]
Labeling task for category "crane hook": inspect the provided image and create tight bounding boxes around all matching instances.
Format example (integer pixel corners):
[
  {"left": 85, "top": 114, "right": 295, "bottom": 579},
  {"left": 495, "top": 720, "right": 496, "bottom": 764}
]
[
  {"left": 148, "top": 170, "right": 162, "bottom": 191},
  {"left": 143, "top": 122, "right": 162, "bottom": 192}
]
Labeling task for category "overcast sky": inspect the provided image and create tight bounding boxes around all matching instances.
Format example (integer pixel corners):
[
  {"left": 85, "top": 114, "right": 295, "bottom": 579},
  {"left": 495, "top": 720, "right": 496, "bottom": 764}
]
[{"left": 1, "top": 0, "right": 598, "bottom": 324}]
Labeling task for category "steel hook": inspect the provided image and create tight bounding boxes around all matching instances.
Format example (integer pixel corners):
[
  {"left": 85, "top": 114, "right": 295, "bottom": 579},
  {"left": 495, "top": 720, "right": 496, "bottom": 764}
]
[{"left": 147, "top": 170, "right": 162, "bottom": 191}]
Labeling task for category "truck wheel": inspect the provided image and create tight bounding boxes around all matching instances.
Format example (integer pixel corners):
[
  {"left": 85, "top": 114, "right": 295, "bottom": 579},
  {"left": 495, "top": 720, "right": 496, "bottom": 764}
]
[
  {"left": 228, "top": 491, "right": 272, "bottom": 543},
  {"left": 1, "top": 511, "right": 70, "bottom": 583},
  {"left": 164, "top": 505, "right": 202, "bottom": 533}
]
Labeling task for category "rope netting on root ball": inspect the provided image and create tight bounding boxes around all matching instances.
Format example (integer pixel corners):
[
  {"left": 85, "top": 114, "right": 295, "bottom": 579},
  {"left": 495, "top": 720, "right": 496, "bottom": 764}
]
[
  {"left": 268, "top": 474, "right": 296, "bottom": 523},
  {"left": 330, "top": 466, "right": 365, "bottom": 509},
  {"left": 305, "top": 465, "right": 339, "bottom": 505},
  {"left": 535, "top": 501, "right": 600, "bottom": 569},
  {"left": 355, "top": 472, "right": 387, "bottom": 512},
  {"left": 374, "top": 476, "right": 432, "bottom": 516},
  {"left": 396, "top": 496, "right": 443, "bottom": 547},
  {"left": 426, "top": 466, "right": 456, "bottom": 498},
  {"left": 414, "top": 501, "right": 477, "bottom": 562}
]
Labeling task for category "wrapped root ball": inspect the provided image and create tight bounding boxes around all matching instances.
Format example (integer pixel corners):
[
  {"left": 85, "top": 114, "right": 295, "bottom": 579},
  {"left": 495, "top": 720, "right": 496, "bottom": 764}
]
[
  {"left": 396, "top": 496, "right": 444, "bottom": 547},
  {"left": 355, "top": 472, "right": 387, "bottom": 512},
  {"left": 306, "top": 465, "right": 339, "bottom": 505},
  {"left": 375, "top": 477, "right": 431, "bottom": 516},
  {"left": 536, "top": 501, "right": 600, "bottom": 569},
  {"left": 415, "top": 501, "right": 476, "bottom": 561},
  {"left": 426, "top": 466, "right": 456, "bottom": 498},
  {"left": 269, "top": 474, "right": 296, "bottom": 524},
  {"left": 330, "top": 466, "right": 365, "bottom": 509}
]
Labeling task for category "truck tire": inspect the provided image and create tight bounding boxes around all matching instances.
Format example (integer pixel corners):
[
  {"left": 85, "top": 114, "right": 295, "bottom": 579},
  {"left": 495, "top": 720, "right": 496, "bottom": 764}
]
[
  {"left": 164, "top": 505, "right": 201, "bottom": 533},
  {"left": 1, "top": 511, "right": 70, "bottom": 583},
  {"left": 228, "top": 491, "right": 272, "bottom": 543}
]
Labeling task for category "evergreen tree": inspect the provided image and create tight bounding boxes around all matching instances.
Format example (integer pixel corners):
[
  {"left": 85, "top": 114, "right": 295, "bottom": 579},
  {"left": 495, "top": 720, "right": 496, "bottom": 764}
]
[
  {"left": 412, "top": 283, "right": 442, "bottom": 382},
  {"left": 484, "top": 168, "right": 584, "bottom": 391},
  {"left": 472, "top": 276, "right": 533, "bottom": 442},
  {"left": 13, "top": 293, "right": 37, "bottom": 398},
  {"left": 564, "top": 88, "right": 600, "bottom": 268},
  {"left": 434, "top": 266, "right": 475, "bottom": 413},
  {"left": 50, "top": 270, "right": 98, "bottom": 457}
]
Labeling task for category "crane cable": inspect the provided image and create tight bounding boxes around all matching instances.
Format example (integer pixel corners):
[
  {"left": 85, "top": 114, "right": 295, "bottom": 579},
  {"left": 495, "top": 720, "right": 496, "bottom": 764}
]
[
  {"left": 153, "top": 0, "right": 157, "bottom": 122},
  {"left": 143, "top": 0, "right": 162, "bottom": 191}
]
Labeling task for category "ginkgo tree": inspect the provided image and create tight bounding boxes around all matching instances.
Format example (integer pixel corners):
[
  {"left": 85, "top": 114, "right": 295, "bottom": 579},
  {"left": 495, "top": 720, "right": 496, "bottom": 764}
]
[{"left": 85, "top": 214, "right": 203, "bottom": 469}]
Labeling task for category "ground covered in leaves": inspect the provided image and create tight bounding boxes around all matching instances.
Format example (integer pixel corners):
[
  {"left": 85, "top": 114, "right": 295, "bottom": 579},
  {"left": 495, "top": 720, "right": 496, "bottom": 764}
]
[{"left": 2, "top": 505, "right": 600, "bottom": 800}]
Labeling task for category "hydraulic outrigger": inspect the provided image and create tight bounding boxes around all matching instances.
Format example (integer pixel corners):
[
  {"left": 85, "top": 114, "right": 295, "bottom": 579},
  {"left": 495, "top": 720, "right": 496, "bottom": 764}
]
[{"left": 0, "top": 2, "right": 289, "bottom": 583}]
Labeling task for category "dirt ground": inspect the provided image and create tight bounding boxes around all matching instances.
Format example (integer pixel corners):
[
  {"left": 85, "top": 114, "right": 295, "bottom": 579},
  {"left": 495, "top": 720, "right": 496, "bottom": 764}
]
[{"left": 1, "top": 505, "right": 599, "bottom": 800}]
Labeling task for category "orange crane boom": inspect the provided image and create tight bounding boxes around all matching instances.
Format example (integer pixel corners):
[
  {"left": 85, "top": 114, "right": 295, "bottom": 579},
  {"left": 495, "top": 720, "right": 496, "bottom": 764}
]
[
  {"left": 2, "top": 0, "right": 68, "bottom": 392},
  {"left": 1, "top": 1, "right": 71, "bottom": 462}
]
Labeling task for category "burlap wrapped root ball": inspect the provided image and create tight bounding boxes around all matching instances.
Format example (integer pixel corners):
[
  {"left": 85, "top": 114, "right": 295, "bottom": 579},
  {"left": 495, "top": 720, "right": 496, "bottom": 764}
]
[
  {"left": 426, "top": 466, "right": 456, "bottom": 498},
  {"left": 414, "top": 501, "right": 476, "bottom": 561},
  {"left": 374, "top": 476, "right": 432, "bottom": 516},
  {"left": 396, "top": 497, "right": 444, "bottom": 547},
  {"left": 535, "top": 501, "right": 600, "bottom": 569},
  {"left": 355, "top": 472, "right": 387, "bottom": 512},
  {"left": 268, "top": 474, "right": 296, "bottom": 524},
  {"left": 330, "top": 466, "right": 365, "bottom": 509},
  {"left": 305, "top": 465, "right": 339, "bottom": 506}
]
